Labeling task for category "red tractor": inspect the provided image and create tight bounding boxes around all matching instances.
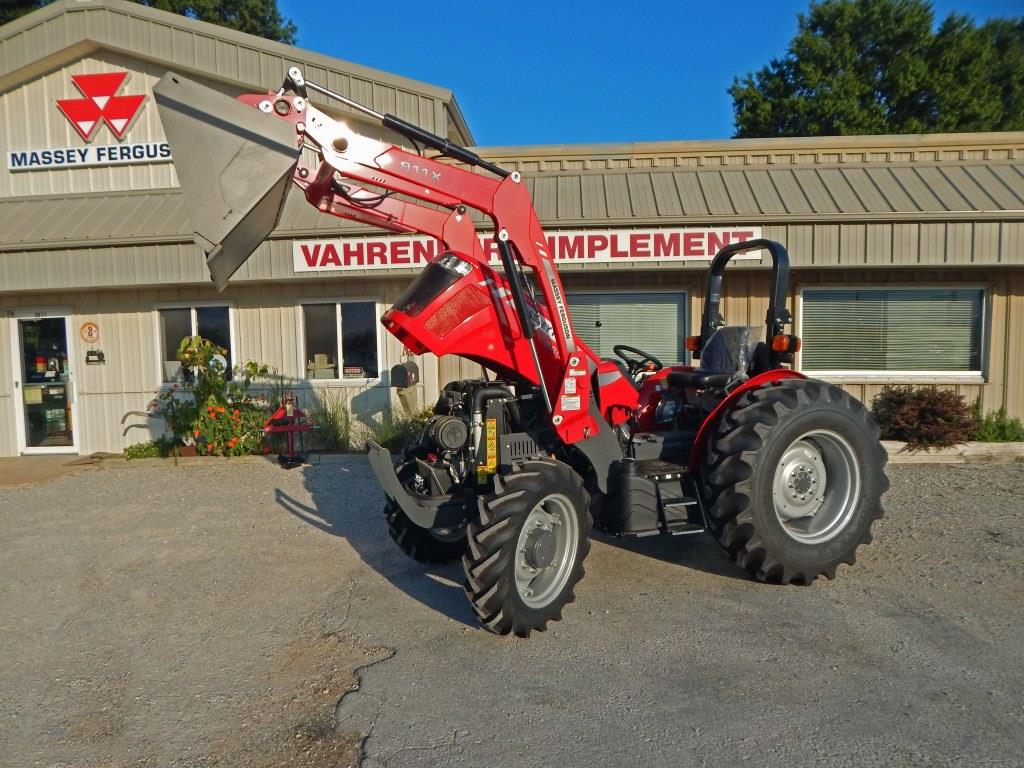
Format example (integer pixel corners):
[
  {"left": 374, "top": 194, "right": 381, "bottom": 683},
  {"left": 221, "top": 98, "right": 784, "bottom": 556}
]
[{"left": 155, "top": 69, "right": 887, "bottom": 637}]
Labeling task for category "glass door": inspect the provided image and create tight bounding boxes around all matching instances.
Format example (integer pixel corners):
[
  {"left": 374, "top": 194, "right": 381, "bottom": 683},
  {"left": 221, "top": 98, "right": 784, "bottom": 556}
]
[{"left": 13, "top": 314, "right": 78, "bottom": 453}]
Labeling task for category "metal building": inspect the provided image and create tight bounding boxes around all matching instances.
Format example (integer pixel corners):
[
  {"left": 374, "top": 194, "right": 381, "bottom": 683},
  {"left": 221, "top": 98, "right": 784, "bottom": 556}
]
[{"left": 2, "top": 0, "right": 1022, "bottom": 456}]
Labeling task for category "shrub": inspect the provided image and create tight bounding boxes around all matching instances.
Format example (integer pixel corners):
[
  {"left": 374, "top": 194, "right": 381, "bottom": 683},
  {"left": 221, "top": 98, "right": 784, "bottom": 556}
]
[
  {"left": 871, "top": 385, "right": 977, "bottom": 451},
  {"left": 307, "top": 389, "right": 352, "bottom": 452},
  {"left": 971, "top": 403, "right": 1024, "bottom": 442},
  {"left": 372, "top": 407, "right": 433, "bottom": 453},
  {"left": 124, "top": 437, "right": 174, "bottom": 459},
  {"left": 147, "top": 336, "right": 274, "bottom": 456}
]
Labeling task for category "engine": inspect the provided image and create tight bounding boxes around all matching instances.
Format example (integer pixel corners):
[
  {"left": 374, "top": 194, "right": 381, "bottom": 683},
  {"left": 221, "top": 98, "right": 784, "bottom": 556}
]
[{"left": 400, "top": 379, "right": 547, "bottom": 501}]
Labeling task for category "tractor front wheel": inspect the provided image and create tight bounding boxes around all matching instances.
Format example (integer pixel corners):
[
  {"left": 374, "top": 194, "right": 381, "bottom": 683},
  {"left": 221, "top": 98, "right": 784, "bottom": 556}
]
[
  {"left": 704, "top": 378, "right": 887, "bottom": 584},
  {"left": 463, "top": 460, "right": 591, "bottom": 637}
]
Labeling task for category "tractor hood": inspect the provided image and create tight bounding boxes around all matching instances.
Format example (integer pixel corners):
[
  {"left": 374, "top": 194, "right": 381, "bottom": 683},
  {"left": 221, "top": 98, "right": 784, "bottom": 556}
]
[{"left": 153, "top": 72, "right": 300, "bottom": 291}]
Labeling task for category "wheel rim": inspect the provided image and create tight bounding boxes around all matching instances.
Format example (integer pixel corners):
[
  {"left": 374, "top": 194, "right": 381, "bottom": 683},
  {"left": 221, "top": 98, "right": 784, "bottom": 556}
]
[
  {"left": 514, "top": 493, "right": 579, "bottom": 609},
  {"left": 772, "top": 429, "right": 861, "bottom": 544}
]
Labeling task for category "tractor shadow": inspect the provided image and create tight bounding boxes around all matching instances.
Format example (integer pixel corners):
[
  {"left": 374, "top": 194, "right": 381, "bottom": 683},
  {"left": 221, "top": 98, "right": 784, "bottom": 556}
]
[
  {"left": 273, "top": 459, "right": 477, "bottom": 629},
  {"left": 591, "top": 529, "right": 752, "bottom": 582}
]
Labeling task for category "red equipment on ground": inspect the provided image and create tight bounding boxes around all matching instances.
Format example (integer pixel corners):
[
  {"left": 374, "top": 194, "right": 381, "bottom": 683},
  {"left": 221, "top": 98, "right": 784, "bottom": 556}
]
[
  {"left": 155, "top": 68, "right": 888, "bottom": 638},
  {"left": 263, "top": 394, "right": 313, "bottom": 467}
]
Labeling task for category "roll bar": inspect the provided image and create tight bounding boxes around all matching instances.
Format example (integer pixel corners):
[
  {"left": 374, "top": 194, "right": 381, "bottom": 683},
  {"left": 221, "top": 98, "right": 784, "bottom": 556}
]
[{"left": 694, "top": 238, "right": 792, "bottom": 359}]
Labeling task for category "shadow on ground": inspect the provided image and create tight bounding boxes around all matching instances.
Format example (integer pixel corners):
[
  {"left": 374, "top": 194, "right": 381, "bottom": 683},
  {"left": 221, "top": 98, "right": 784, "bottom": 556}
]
[
  {"left": 592, "top": 528, "right": 750, "bottom": 582},
  {"left": 274, "top": 461, "right": 478, "bottom": 628}
]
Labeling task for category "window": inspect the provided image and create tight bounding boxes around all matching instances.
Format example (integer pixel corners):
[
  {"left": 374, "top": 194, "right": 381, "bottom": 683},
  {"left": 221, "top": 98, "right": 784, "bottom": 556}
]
[
  {"left": 301, "top": 301, "right": 379, "bottom": 380},
  {"left": 567, "top": 292, "right": 687, "bottom": 365},
  {"left": 158, "top": 304, "right": 233, "bottom": 382},
  {"left": 801, "top": 288, "right": 984, "bottom": 374}
]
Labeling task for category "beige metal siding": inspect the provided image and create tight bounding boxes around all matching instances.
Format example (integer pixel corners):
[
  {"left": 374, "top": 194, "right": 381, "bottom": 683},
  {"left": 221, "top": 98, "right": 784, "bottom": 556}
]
[
  {"left": 0, "top": 0, "right": 468, "bottom": 142},
  {"left": 0, "top": 281, "right": 441, "bottom": 455}
]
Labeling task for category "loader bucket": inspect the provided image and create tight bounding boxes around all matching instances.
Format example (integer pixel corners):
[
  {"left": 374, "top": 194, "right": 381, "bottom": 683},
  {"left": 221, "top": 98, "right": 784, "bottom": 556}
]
[{"left": 153, "top": 72, "right": 300, "bottom": 291}]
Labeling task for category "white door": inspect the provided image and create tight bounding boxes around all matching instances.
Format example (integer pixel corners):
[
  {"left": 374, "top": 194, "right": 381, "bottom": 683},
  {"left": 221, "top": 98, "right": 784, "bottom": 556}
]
[{"left": 10, "top": 310, "right": 79, "bottom": 455}]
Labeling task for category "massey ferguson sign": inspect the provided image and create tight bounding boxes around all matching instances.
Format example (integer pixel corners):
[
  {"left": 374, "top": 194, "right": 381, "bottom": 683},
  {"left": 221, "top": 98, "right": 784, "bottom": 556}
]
[
  {"left": 294, "top": 227, "right": 763, "bottom": 272},
  {"left": 7, "top": 71, "right": 172, "bottom": 172}
]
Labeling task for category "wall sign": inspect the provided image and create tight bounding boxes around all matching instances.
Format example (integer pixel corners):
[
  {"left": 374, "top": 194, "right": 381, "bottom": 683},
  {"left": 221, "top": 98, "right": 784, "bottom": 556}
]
[
  {"left": 6, "top": 71, "right": 173, "bottom": 172},
  {"left": 294, "top": 227, "right": 763, "bottom": 273},
  {"left": 79, "top": 322, "right": 100, "bottom": 344}
]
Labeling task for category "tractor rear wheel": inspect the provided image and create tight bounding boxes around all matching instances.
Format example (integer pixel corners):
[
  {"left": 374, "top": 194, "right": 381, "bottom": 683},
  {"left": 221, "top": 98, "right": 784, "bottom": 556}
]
[
  {"left": 463, "top": 460, "right": 591, "bottom": 637},
  {"left": 704, "top": 378, "right": 887, "bottom": 584}
]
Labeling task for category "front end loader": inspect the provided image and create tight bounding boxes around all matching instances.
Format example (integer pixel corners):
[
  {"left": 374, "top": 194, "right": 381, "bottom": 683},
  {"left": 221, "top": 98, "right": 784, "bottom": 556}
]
[{"left": 155, "top": 69, "right": 888, "bottom": 638}]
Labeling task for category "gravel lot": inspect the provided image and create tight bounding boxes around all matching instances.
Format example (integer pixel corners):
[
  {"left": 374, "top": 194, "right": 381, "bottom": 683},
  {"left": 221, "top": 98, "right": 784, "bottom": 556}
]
[{"left": 1, "top": 458, "right": 1022, "bottom": 767}]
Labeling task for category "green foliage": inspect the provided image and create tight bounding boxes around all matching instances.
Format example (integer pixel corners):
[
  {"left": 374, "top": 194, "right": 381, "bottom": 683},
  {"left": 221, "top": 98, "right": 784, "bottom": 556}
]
[
  {"left": 123, "top": 437, "right": 175, "bottom": 459},
  {"left": 147, "top": 336, "right": 273, "bottom": 457},
  {"left": 730, "top": 0, "right": 1024, "bottom": 137},
  {"left": 372, "top": 408, "right": 434, "bottom": 453},
  {"left": 872, "top": 385, "right": 977, "bottom": 450},
  {"left": 0, "top": 1, "right": 47, "bottom": 25},
  {"left": 970, "top": 402, "right": 1024, "bottom": 442},
  {"left": 305, "top": 389, "right": 352, "bottom": 452},
  {"left": 1, "top": 0, "right": 296, "bottom": 43}
]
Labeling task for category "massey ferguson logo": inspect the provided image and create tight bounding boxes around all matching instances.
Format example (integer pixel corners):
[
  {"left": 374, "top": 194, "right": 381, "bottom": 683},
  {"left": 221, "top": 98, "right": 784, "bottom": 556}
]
[{"left": 56, "top": 72, "right": 145, "bottom": 141}]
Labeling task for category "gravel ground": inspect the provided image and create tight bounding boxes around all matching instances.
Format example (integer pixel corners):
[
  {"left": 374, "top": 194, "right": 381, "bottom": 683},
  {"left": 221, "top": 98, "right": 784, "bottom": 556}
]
[{"left": 1, "top": 458, "right": 1022, "bottom": 767}]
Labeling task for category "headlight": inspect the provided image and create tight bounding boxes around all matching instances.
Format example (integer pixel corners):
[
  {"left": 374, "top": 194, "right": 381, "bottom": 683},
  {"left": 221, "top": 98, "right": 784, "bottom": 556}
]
[{"left": 437, "top": 252, "right": 473, "bottom": 276}]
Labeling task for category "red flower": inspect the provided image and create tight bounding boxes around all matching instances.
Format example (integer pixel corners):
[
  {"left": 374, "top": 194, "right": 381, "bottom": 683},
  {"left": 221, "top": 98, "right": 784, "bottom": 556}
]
[
  {"left": 217, "top": 406, "right": 226, "bottom": 414},
  {"left": 262, "top": 445, "right": 272, "bottom": 454},
  {"left": 193, "top": 428, "right": 200, "bottom": 438},
  {"left": 233, "top": 409, "right": 240, "bottom": 416}
]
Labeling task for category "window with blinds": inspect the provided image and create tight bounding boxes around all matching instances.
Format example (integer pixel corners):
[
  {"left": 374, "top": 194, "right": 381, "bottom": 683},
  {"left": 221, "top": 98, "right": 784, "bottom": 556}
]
[
  {"left": 567, "top": 292, "right": 687, "bottom": 365},
  {"left": 801, "top": 288, "right": 984, "bottom": 373}
]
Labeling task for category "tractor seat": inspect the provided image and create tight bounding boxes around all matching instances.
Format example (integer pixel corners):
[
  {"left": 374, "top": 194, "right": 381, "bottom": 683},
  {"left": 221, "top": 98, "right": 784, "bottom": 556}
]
[{"left": 667, "top": 326, "right": 756, "bottom": 390}]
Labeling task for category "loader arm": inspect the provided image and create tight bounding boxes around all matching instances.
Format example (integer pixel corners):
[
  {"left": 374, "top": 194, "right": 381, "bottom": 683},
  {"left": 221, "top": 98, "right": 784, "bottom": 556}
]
[{"left": 155, "top": 70, "right": 605, "bottom": 445}]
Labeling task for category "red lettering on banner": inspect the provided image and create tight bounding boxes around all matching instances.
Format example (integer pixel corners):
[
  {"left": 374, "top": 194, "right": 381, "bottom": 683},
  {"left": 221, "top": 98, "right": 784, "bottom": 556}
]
[
  {"left": 301, "top": 244, "right": 321, "bottom": 268},
  {"left": 343, "top": 242, "right": 364, "bottom": 266},
  {"left": 413, "top": 240, "right": 434, "bottom": 264},
  {"left": 320, "top": 244, "right": 341, "bottom": 267},
  {"left": 610, "top": 234, "right": 629, "bottom": 258},
  {"left": 392, "top": 241, "right": 409, "bottom": 265},
  {"left": 587, "top": 235, "right": 608, "bottom": 257},
  {"left": 559, "top": 235, "right": 584, "bottom": 259},
  {"left": 367, "top": 242, "right": 387, "bottom": 265},
  {"left": 484, "top": 239, "right": 500, "bottom": 262},
  {"left": 546, "top": 236, "right": 556, "bottom": 256},
  {"left": 707, "top": 231, "right": 729, "bottom": 255},
  {"left": 683, "top": 232, "right": 703, "bottom": 257},
  {"left": 654, "top": 232, "right": 680, "bottom": 258},
  {"left": 733, "top": 230, "right": 755, "bottom": 243},
  {"left": 629, "top": 233, "right": 650, "bottom": 258}
]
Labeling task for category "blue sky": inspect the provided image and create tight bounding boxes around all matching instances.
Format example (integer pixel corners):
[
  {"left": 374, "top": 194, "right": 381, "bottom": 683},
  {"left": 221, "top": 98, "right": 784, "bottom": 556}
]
[{"left": 279, "top": 1, "right": 1024, "bottom": 147}]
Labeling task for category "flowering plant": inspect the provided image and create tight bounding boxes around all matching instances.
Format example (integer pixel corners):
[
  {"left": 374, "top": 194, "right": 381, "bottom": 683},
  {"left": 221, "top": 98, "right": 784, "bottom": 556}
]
[{"left": 148, "top": 336, "right": 273, "bottom": 456}]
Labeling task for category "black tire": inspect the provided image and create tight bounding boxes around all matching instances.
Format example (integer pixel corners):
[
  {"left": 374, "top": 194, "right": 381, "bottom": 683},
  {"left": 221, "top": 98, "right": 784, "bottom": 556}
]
[
  {"left": 385, "top": 502, "right": 467, "bottom": 563},
  {"left": 462, "top": 460, "right": 591, "bottom": 638},
  {"left": 703, "top": 378, "right": 888, "bottom": 584}
]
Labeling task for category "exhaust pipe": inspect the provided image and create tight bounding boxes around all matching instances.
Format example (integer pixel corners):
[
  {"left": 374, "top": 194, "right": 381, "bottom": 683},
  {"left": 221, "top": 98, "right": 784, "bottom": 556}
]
[{"left": 153, "top": 72, "right": 300, "bottom": 290}]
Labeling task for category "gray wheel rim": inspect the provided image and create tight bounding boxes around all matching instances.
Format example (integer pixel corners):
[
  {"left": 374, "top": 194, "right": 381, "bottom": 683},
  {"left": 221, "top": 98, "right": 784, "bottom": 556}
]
[
  {"left": 772, "top": 429, "right": 861, "bottom": 545},
  {"left": 514, "top": 493, "right": 579, "bottom": 609}
]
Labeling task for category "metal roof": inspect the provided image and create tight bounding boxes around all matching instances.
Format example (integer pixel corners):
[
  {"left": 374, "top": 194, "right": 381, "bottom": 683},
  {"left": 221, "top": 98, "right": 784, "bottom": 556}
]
[
  {"left": 0, "top": 0, "right": 473, "bottom": 144},
  {"left": 1, "top": 159, "right": 1022, "bottom": 254}
]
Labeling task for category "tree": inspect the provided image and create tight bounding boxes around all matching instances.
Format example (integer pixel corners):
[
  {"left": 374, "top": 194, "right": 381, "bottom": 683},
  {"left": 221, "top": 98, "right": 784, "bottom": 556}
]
[
  {"left": 730, "top": 0, "right": 1024, "bottom": 137},
  {"left": 0, "top": 0, "right": 297, "bottom": 44}
]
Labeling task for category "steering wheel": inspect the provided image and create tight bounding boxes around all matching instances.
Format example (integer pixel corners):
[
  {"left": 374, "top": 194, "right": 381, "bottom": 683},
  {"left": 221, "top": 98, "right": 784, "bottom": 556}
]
[{"left": 612, "top": 344, "right": 664, "bottom": 378}]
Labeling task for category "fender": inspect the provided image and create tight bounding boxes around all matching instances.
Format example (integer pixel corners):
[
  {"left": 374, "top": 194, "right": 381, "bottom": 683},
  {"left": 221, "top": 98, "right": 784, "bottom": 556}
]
[{"left": 687, "top": 369, "right": 806, "bottom": 472}]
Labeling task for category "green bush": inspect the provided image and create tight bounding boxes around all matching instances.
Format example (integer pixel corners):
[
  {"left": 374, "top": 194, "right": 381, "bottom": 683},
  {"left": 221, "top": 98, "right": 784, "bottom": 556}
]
[
  {"left": 307, "top": 389, "right": 352, "bottom": 452},
  {"left": 372, "top": 407, "right": 433, "bottom": 453},
  {"left": 871, "top": 385, "right": 977, "bottom": 451},
  {"left": 971, "top": 403, "right": 1024, "bottom": 442},
  {"left": 124, "top": 437, "right": 174, "bottom": 459},
  {"left": 146, "top": 336, "right": 274, "bottom": 456}
]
